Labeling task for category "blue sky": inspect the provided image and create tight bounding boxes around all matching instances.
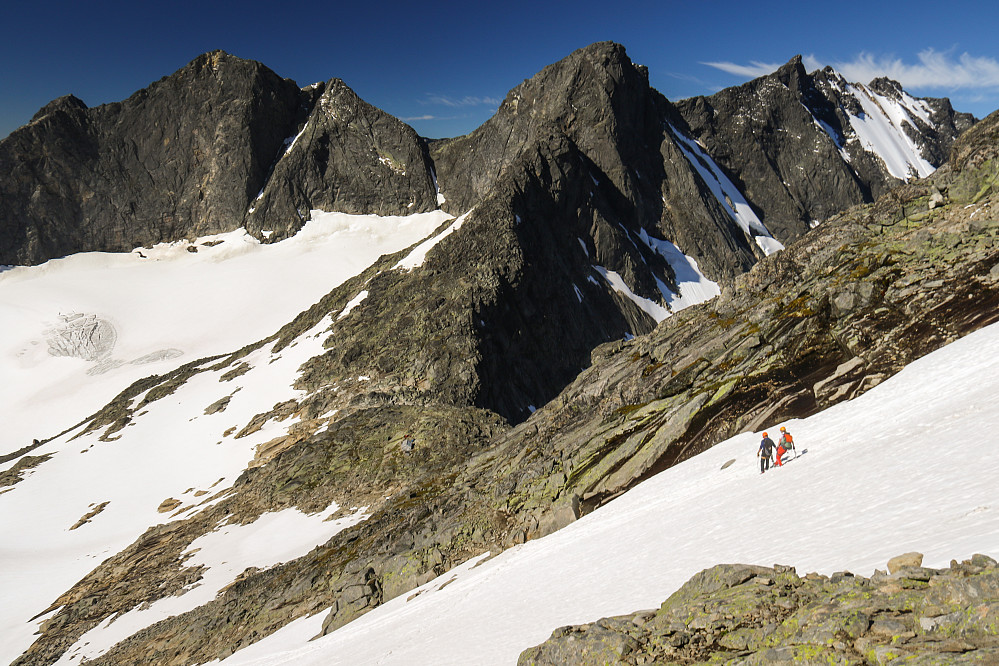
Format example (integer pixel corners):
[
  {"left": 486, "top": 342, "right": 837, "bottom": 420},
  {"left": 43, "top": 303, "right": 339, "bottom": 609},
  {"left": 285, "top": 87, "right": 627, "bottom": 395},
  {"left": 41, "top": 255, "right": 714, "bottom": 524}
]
[{"left": 3, "top": 0, "right": 999, "bottom": 140}]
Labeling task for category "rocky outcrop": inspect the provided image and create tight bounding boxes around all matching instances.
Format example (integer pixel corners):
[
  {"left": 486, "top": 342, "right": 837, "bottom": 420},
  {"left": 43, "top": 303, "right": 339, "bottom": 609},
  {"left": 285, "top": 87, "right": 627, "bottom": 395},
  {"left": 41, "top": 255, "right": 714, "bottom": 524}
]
[
  {"left": 0, "top": 51, "right": 438, "bottom": 265},
  {"left": 519, "top": 554, "right": 999, "bottom": 665},
  {"left": 675, "top": 56, "right": 976, "bottom": 244}
]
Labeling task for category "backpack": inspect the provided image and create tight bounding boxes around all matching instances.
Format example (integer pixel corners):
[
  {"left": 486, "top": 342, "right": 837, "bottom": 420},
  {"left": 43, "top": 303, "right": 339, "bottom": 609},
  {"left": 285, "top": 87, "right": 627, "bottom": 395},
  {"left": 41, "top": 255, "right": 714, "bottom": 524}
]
[{"left": 781, "top": 433, "right": 794, "bottom": 449}]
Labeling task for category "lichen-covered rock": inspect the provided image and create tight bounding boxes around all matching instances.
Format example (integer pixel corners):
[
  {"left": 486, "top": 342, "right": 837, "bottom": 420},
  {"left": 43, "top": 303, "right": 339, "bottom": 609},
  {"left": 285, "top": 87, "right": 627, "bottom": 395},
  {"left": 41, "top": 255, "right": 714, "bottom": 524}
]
[{"left": 520, "top": 556, "right": 999, "bottom": 665}]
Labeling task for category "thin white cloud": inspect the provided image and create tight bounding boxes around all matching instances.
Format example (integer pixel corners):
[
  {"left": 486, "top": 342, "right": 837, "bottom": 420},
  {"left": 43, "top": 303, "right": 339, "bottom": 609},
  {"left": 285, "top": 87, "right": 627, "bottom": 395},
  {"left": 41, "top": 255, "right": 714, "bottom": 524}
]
[
  {"left": 707, "top": 50, "right": 999, "bottom": 91},
  {"left": 700, "top": 60, "right": 782, "bottom": 78},
  {"left": 401, "top": 114, "right": 437, "bottom": 121},
  {"left": 802, "top": 55, "right": 824, "bottom": 72},
  {"left": 824, "top": 49, "right": 999, "bottom": 90},
  {"left": 421, "top": 95, "right": 501, "bottom": 107}
]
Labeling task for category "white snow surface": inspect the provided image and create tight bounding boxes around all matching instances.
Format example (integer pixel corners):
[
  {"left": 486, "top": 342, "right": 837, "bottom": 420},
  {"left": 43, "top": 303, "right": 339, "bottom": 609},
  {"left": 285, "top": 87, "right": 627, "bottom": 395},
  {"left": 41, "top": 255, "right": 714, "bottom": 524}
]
[
  {"left": 592, "top": 265, "right": 670, "bottom": 323},
  {"left": 589, "top": 230, "right": 719, "bottom": 326},
  {"left": 336, "top": 290, "right": 369, "bottom": 320},
  {"left": 807, "top": 107, "right": 853, "bottom": 165},
  {"left": 844, "top": 83, "right": 936, "bottom": 179},
  {"left": 55, "top": 504, "right": 370, "bottom": 665},
  {"left": 393, "top": 211, "right": 467, "bottom": 271},
  {"left": 636, "top": 228, "right": 720, "bottom": 311},
  {"left": 203, "top": 318, "right": 999, "bottom": 666},
  {"left": 281, "top": 122, "right": 309, "bottom": 156},
  {"left": 0, "top": 209, "right": 452, "bottom": 452},
  {"left": 669, "top": 125, "right": 784, "bottom": 256},
  {"left": 0, "top": 309, "right": 344, "bottom": 664}
]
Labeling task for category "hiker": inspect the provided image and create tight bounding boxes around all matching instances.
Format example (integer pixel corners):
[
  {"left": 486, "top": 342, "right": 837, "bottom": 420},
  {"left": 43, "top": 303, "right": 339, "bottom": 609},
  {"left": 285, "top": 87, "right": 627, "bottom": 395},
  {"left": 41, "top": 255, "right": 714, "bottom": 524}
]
[
  {"left": 775, "top": 426, "right": 794, "bottom": 466},
  {"left": 401, "top": 433, "right": 415, "bottom": 454},
  {"left": 758, "top": 432, "right": 775, "bottom": 474}
]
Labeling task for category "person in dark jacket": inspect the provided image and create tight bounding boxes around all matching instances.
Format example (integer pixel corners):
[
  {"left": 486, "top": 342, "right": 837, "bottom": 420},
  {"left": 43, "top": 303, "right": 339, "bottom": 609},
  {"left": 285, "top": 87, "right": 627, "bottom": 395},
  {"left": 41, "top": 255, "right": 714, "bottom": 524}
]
[{"left": 758, "top": 432, "right": 775, "bottom": 473}]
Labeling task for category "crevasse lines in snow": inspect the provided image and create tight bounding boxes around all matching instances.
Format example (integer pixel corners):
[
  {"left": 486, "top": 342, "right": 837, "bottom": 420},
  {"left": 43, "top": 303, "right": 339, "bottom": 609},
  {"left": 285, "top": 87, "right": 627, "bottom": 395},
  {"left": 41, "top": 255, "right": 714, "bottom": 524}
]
[
  {"left": 0, "top": 209, "right": 452, "bottom": 456},
  {"left": 0, "top": 310, "right": 341, "bottom": 665}
]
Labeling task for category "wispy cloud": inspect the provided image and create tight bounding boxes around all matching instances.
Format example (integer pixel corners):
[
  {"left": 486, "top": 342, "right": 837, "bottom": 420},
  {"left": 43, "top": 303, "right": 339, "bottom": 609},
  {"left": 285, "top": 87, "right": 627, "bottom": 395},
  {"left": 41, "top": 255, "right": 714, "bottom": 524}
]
[
  {"left": 421, "top": 95, "right": 501, "bottom": 108},
  {"left": 705, "top": 50, "right": 999, "bottom": 91},
  {"left": 822, "top": 49, "right": 999, "bottom": 90},
  {"left": 401, "top": 114, "right": 438, "bottom": 121},
  {"left": 700, "top": 60, "right": 782, "bottom": 79}
]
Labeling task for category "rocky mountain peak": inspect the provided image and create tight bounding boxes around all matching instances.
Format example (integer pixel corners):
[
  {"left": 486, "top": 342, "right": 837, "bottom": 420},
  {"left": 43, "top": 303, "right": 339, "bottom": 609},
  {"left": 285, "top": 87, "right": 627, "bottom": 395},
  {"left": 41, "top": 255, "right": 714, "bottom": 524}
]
[
  {"left": 675, "top": 58, "right": 975, "bottom": 242},
  {"left": 29, "top": 94, "right": 87, "bottom": 124},
  {"left": 771, "top": 54, "right": 807, "bottom": 89},
  {"left": 435, "top": 41, "right": 658, "bottom": 214},
  {"left": 868, "top": 75, "right": 905, "bottom": 98}
]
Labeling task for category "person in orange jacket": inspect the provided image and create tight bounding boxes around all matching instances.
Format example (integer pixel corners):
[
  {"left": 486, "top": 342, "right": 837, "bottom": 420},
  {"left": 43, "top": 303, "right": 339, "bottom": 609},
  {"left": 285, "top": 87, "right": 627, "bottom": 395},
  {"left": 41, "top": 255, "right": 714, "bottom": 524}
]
[{"left": 775, "top": 426, "right": 794, "bottom": 466}]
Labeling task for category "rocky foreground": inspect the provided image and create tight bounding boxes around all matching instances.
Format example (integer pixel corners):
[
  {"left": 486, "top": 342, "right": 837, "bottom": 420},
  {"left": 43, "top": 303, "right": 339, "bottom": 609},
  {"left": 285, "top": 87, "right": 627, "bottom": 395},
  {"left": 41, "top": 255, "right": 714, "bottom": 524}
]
[{"left": 520, "top": 553, "right": 999, "bottom": 665}]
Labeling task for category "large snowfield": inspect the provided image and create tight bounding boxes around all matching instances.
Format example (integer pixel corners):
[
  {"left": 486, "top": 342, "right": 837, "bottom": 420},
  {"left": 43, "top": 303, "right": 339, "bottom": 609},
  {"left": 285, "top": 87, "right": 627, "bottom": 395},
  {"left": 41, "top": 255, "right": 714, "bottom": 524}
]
[
  {"left": 0, "top": 209, "right": 453, "bottom": 451},
  {"left": 1, "top": 205, "right": 997, "bottom": 665}
]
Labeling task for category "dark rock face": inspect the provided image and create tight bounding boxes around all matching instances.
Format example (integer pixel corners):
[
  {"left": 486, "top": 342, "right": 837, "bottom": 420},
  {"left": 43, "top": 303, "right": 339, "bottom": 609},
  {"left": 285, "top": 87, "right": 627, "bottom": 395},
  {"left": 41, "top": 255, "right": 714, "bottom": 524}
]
[
  {"left": 0, "top": 52, "right": 301, "bottom": 264},
  {"left": 433, "top": 41, "right": 762, "bottom": 283},
  {"left": 244, "top": 78, "right": 439, "bottom": 241},
  {"left": 675, "top": 56, "right": 976, "bottom": 245},
  {"left": 270, "top": 42, "right": 762, "bottom": 425},
  {"left": 0, "top": 51, "right": 438, "bottom": 265},
  {"left": 519, "top": 556, "right": 999, "bottom": 665}
]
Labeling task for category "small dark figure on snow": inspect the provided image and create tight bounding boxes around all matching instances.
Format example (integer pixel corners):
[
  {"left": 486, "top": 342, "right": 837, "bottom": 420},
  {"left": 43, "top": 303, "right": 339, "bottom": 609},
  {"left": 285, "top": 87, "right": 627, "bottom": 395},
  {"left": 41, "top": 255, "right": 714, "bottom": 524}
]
[
  {"left": 758, "top": 432, "right": 775, "bottom": 473},
  {"left": 775, "top": 426, "right": 794, "bottom": 466},
  {"left": 401, "top": 433, "right": 415, "bottom": 454}
]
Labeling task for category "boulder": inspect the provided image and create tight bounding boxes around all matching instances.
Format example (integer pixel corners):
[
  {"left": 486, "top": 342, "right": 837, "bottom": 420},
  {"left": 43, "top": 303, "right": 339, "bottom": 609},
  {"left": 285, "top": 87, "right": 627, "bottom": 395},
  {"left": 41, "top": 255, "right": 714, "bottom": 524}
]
[{"left": 887, "top": 552, "right": 924, "bottom": 574}]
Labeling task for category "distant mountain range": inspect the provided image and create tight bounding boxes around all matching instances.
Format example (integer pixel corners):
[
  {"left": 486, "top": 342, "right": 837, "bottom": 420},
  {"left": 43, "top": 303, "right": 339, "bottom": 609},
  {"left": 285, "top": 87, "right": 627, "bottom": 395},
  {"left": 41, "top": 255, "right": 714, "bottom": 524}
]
[{"left": 1, "top": 42, "right": 995, "bottom": 666}]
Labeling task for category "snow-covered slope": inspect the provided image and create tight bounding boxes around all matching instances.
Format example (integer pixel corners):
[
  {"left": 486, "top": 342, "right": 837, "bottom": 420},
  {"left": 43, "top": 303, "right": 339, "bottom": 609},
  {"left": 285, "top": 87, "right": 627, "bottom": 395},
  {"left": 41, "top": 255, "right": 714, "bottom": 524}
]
[
  {"left": 808, "top": 77, "right": 938, "bottom": 180},
  {"left": 0, "top": 210, "right": 453, "bottom": 451},
  {"left": 841, "top": 83, "right": 936, "bottom": 179},
  {"left": 192, "top": 317, "right": 999, "bottom": 666}
]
